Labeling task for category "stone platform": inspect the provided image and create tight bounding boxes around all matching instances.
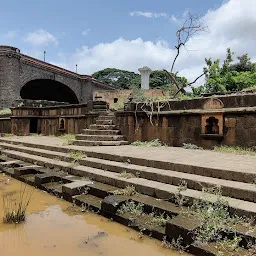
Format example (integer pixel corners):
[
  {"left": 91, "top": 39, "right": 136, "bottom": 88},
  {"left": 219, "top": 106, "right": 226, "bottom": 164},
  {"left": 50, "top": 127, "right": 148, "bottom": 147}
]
[{"left": 0, "top": 135, "right": 255, "bottom": 255}]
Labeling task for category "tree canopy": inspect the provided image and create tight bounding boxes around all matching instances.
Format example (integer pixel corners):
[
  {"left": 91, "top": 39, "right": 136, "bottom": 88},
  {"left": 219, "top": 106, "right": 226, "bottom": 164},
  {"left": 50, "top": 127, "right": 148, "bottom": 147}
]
[
  {"left": 192, "top": 48, "right": 256, "bottom": 96},
  {"left": 91, "top": 68, "right": 187, "bottom": 92},
  {"left": 91, "top": 68, "right": 140, "bottom": 89}
]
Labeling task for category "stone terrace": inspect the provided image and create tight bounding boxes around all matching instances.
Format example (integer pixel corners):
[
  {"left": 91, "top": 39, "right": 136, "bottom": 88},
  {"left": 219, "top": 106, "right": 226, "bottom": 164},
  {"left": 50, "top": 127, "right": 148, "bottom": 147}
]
[{"left": 0, "top": 135, "right": 256, "bottom": 255}]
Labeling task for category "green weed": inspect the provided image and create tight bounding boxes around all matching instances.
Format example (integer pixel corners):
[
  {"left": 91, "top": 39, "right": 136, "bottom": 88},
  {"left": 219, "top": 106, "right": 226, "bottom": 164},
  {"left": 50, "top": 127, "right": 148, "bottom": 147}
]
[
  {"left": 183, "top": 143, "right": 203, "bottom": 150},
  {"left": 118, "top": 171, "right": 136, "bottom": 179},
  {"left": 213, "top": 145, "right": 256, "bottom": 156},
  {"left": 112, "top": 185, "right": 138, "bottom": 196},
  {"left": 3, "top": 184, "right": 34, "bottom": 224},
  {"left": 132, "top": 139, "right": 167, "bottom": 147}
]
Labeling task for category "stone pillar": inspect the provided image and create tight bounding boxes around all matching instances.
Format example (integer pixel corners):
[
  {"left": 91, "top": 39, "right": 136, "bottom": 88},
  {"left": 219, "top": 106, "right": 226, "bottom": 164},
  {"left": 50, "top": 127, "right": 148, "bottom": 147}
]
[
  {"left": 0, "top": 46, "right": 21, "bottom": 107},
  {"left": 138, "top": 66, "right": 152, "bottom": 90}
]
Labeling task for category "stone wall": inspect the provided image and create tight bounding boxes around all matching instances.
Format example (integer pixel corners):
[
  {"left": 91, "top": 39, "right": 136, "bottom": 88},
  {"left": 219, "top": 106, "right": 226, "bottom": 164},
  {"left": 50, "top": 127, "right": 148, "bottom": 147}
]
[
  {"left": 11, "top": 103, "right": 98, "bottom": 136},
  {"left": 0, "top": 116, "right": 11, "bottom": 134},
  {"left": 116, "top": 93, "right": 256, "bottom": 148},
  {"left": 93, "top": 89, "right": 169, "bottom": 109}
]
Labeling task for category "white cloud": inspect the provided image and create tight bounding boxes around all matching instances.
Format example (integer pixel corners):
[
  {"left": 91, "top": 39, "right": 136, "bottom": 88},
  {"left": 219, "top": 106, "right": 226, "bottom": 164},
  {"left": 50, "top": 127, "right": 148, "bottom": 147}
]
[
  {"left": 49, "top": 0, "right": 256, "bottom": 87},
  {"left": 129, "top": 11, "right": 167, "bottom": 18},
  {"left": 81, "top": 29, "right": 91, "bottom": 36},
  {"left": 24, "top": 29, "right": 58, "bottom": 46},
  {"left": 69, "top": 38, "right": 173, "bottom": 75}
]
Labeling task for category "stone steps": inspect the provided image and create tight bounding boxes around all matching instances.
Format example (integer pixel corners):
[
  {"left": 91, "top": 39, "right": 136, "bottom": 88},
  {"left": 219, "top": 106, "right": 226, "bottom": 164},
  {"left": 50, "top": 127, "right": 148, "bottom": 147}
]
[
  {"left": 82, "top": 129, "right": 121, "bottom": 135},
  {"left": 1, "top": 142, "right": 256, "bottom": 204},
  {"left": 75, "top": 134, "right": 126, "bottom": 141},
  {"left": 72, "top": 110, "right": 129, "bottom": 146},
  {"left": 0, "top": 151, "right": 255, "bottom": 255},
  {"left": 0, "top": 145, "right": 256, "bottom": 218},
  {"left": 72, "top": 140, "right": 129, "bottom": 146},
  {"left": 0, "top": 138, "right": 255, "bottom": 184},
  {"left": 96, "top": 116, "right": 116, "bottom": 121},
  {"left": 89, "top": 124, "right": 117, "bottom": 130},
  {"left": 96, "top": 120, "right": 114, "bottom": 125}
]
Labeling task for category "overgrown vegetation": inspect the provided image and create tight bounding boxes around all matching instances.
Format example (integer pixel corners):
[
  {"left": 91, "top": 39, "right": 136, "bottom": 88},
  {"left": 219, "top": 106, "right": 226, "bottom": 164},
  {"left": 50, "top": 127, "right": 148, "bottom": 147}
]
[
  {"left": 184, "top": 186, "right": 246, "bottom": 247},
  {"left": 118, "top": 201, "right": 171, "bottom": 230},
  {"left": 0, "top": 108, "right": 11, "bottom": 116},
  {"left": 182, "top": 143, "right": 203, "bottom": 150},
  {"left": 59, "top": 134, "right": 76, "bottom": 145},
  {"left": 118, "top": 171, "right": 136, "bottom": 179},
  {"left": 68, "top": 151, "right": 86, "bottom": 166},
  {"left": 3, "top": 184, "right": 34, "bottom": 224},
  {"left": 213, "top": 145, "right": 256, "bottom": 156},
  {"left": 146, "top": 212, "right": 171, "bottom": 228},
  {"left": 216, "top": 236, "right": 242, "bottom": 256},
  {"left": 162, "top": 236, "right": 188, "bottom": 253},
  {"left": 112, "top": 185, "right": 138, "bottom": 196},
  {"left": 132, "top": 139, "right": 167, "bottom": 147},
  {"left": 117, "top": 201, "right": 144, "bottom": 216},
  {"left": 174, "top": 180, "right": 189, "bottom": 206}
]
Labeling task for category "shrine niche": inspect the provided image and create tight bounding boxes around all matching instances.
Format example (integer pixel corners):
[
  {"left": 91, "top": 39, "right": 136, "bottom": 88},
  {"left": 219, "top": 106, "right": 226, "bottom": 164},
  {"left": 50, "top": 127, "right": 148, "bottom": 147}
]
[
  {"left": 201, "top": 98, "right": 224, "bottom": 137},
  {"left": 58, "top": 118, "right": 66, "bottom": 132}
]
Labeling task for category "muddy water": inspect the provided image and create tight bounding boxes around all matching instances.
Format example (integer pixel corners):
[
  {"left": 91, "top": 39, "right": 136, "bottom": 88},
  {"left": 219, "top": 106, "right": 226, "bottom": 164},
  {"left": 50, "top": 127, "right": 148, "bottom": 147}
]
[{"left": 0, "top": 175, "right": 190, "bottom": 256}]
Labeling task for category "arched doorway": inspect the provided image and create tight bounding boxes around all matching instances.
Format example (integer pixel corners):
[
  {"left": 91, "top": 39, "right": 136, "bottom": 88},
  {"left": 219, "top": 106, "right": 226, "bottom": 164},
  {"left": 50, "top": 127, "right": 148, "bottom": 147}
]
[{"left": 20, "top": 79, "right": 79, "bottom": 104}]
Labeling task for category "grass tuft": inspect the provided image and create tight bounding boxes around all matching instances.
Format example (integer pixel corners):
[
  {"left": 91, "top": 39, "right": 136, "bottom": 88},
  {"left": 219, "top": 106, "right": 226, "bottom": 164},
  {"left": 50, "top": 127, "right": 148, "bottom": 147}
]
[
  {"left": 183, "top": 143, "right": 203, "bottom": 150},
  {"left": 213, "top": 145, "right": 256, "bottom": 156},
  {"left": 59, "top": 134, "right": 76, "bottom": 145},
  {"left": 118, "top": 171, "right": 136, "bottom": 179},
  {"left": 117, "top": 201, "right": 144, "bottom": 216},
  {"left": 3, "top": 184, "right": 34, "bottom": 224},
  {"left": 0, "top": 108, "right": 11, "bottom": 116},
  {"left": 68, "top": 151, "right": 86, "bottom": 167},
  {"left": 132, "top": 139, "right": 167, "bottom": 147},
  {"left": 112, "top": 185, "right": 137, "bottom": 196}
]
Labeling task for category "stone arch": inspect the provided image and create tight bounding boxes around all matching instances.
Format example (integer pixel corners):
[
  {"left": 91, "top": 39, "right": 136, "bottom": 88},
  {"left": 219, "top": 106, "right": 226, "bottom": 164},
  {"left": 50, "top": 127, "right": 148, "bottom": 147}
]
[{"left": 20, "top": 79, "right": 79, "bottom": 104}]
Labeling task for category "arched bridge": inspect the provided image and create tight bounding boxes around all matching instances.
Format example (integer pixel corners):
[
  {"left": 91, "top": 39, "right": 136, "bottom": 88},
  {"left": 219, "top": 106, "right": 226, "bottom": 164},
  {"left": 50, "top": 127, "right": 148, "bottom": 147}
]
[{"left": 0, "top": 46, "right": 114, "bottom": 107}]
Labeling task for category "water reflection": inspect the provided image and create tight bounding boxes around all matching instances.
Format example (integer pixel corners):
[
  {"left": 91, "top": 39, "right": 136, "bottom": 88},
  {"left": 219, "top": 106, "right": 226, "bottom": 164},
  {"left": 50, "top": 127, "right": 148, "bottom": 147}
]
[{"left": 0, "top": 176, "right": 190, "bottom": 256}]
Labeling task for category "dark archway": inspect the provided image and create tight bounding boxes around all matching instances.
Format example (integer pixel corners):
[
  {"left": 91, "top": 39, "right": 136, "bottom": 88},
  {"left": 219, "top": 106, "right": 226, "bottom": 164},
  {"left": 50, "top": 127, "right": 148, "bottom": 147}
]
[{"left": 20, "top": 79, "right": 79, "bottom": 104}]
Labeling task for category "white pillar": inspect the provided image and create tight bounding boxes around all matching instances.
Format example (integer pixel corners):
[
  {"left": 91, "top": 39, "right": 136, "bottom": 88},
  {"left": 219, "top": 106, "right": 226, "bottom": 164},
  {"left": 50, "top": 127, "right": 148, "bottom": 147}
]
[{"left": 138, "top": 66, "right": 152, "bottom": 90}]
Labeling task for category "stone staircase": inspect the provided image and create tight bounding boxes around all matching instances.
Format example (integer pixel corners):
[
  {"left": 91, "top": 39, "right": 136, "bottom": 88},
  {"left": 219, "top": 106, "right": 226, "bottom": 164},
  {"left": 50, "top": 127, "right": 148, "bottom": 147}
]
[
  {"left": 73, "top": 111, "right": 129, "bottom": 146},
  {"left": 0, "top": 137, "right": 255, "bottom": 255}
]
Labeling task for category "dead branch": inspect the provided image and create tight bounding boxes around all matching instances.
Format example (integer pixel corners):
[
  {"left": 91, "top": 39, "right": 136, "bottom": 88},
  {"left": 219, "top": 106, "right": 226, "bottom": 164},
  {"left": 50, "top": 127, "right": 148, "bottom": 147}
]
[
  {"left": 171, "top": 12, "right": 207, "bottom": 73},
  {"left": 173, "top": 72, "right": 206, "bottom": 97},
  {"left": 187, "top": 72, "right": 206, "bottom": 87},
  {"left": 163, "top": 69, "right": 181, "bottom": 90}
]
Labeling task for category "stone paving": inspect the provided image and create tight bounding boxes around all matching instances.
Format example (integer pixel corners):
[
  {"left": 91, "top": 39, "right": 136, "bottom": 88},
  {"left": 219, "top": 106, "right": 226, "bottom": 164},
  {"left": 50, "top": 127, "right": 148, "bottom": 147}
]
[{"left": 2, "top": 135, "right": 255, "bottom": 175}]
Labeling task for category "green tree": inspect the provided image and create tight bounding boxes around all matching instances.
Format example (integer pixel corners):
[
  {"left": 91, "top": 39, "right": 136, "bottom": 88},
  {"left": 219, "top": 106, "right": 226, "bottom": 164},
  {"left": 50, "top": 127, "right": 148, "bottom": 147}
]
[
  {"left": 91, "top": 68, "right": 140, "bottom": 89},
  {"left": 201, "top": 48, "right": 256, "bottom": 94},
  {"left": 92, "top": 68, "right": 188, "bottom": 91},
  {"left": 230, "top": 54, "right": 256, "bottom": 72}
]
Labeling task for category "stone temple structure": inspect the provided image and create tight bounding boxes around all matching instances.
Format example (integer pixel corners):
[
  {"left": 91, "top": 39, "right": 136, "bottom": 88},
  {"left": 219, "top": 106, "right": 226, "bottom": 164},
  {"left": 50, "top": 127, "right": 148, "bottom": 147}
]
[{"left": 0, "top": 45, "right": 114, "bottom": 107}]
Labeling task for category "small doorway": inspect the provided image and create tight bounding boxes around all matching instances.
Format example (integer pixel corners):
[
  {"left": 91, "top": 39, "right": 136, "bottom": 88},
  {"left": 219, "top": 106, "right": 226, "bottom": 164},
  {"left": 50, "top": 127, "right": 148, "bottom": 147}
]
[{"left": 30, "top": 118, "right": 38, "bottom": 134}]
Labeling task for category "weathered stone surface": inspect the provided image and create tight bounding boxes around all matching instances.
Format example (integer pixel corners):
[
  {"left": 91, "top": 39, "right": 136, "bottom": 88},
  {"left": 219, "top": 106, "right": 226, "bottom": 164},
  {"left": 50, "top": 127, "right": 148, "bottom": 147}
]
[
  {"left": 62, "top": 180, "right": 93, "bottom": 196},
  {"left": 0, "top": 45, "right": 114, "bottom": 107},
  {"left": 166, "top": 215, "right": 201, "bottom": 245},
  {"left": 101, "top": 195, "right": 129, "bottom": 215}
]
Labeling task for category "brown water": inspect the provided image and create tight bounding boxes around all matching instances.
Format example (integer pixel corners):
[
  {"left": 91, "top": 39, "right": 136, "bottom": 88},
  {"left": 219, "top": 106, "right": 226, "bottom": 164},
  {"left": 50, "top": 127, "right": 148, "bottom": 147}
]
[{"left": 0, "top": 174, "right": 190, "bottom": 256}]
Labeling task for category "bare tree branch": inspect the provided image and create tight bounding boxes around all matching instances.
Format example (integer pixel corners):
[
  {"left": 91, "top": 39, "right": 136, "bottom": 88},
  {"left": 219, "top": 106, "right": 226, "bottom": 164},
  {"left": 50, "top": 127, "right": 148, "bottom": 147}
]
[
  {"left": 165, "top": 11, "right": 209, "bottom": 98},
  {"left": 187, "top": 72, "right": 206, "bottom": 86},
  {"left": 173, "top": 72, "right": 206, "bottom": 97},
  {"left": 163, "top": 69, "right": 181, "bottom": 90},
  {"left": 170, "top": 12, "right": 208, "bottom": 74}
]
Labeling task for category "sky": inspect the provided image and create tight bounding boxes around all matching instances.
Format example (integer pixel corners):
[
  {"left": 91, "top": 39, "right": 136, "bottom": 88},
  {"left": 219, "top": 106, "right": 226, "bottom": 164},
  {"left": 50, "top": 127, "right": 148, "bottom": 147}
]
[{"left": 0, "top": 0, "right": 255, "bottom": 85}]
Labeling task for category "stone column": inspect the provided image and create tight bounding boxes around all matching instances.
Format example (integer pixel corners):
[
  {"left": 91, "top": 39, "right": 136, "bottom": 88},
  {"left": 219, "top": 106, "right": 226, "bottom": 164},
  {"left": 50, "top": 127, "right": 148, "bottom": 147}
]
[
  {"left": 0, "top": 46, "right": 21, "bottom": 107},
  {"left": 138, "top": 66, "right": 152, "bottom": 90}
]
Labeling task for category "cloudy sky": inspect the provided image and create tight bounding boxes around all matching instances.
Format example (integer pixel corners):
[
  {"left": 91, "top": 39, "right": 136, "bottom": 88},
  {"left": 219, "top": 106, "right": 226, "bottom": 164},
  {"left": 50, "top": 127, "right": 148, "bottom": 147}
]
[{"left": 0, "top": 0, "right": 255, "bottom": 85}]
